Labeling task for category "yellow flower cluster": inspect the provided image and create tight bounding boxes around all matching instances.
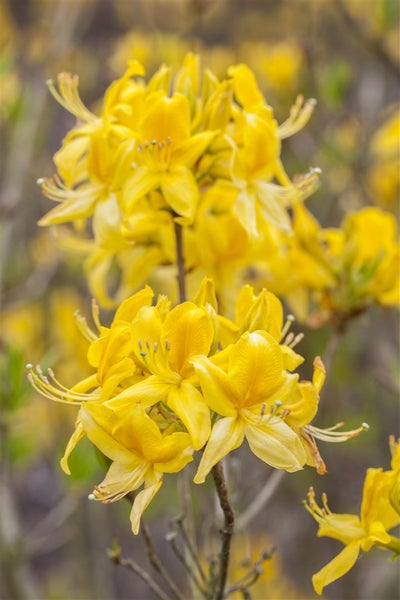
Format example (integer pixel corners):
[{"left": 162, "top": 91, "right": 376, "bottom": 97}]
[
  {"left": 37, "top": 54, "right": 318, "bottom": 307},
  {"left": 251, "top": 204, "right": 400, "bottom": 326},
  {"left": 28, "top": 280, "right": 366, "bottom": 534},
  {"left": 305, "top": 437, "right": 400, "bottom": 595}
]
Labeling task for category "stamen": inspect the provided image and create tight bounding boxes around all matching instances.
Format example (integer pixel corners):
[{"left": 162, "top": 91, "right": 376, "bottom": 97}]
[
  {"left": 91, "top": 298, "right": 101, "bottom": 332},
  {"left": 47, "top": 73, "right": 98, "bottom": 122},
  {"left": 288, "top": 332, "right": 304, "bottom": 348},
  {"left": 281, "top": 314, "right": 295, "bottom": 340},
  {"left": 278, "top": 95, "right": 317, "bottom": 139},
  {"left": 74, "top": 310, "right": 98, "bottom": 342},
  {"left": 304, "top": 421, "right": 369, "bottom": 443},
  {"left": 27, "top": 364, "right": 99, "bottom": 404}
]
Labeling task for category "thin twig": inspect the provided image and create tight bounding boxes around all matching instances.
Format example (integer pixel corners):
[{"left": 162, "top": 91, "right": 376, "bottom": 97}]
[
  {"left": 211, "top": 461, "right": 235, "bottom": 600},
  {"left": 226, "top": 547, "right": 275, "bottom": 595},
  {"left": 142, "top": 520, "right": 185, "bottom": 600},
  {"left": 166, "top": 530, "right": 207, "bottom": 597},
  {"left": 174, "top": 220, "right": 186, "bottom": 303},
  {"left": 108, "top": 549, "right": 172, "bottom": 600},
  {"left": 323, "top": 324, "right": 346, "bottom": 372},
  {"left": 173, "top": 219, "right": 201, "bottom": 597},
  {"left": 174, "top": 515, "right": 209, "bottom": 587},
  {"left": 235, "top": 470, "right": 285, "bottom": 531}
]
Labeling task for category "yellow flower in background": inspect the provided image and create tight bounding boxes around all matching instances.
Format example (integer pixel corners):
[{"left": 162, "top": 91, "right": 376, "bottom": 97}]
[
  {"left": 61, "top": 402, "right": 193, "bottom": 534},
  {"left": 305, "top": 438, "right": 400, "bottom": 595},
  {"left": 367, "top": 108, "right": 399, "bottom": 210},
  {"left": 250, "top": 204, "right": 400, "bottom": 326},
  {"left": 37, "top": 53, "right": 318, "bottom": 307}
]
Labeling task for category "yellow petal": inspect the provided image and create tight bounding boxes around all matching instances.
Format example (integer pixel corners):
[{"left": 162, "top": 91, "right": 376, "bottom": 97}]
[
  {"left": 160, "top": 166, "right": 198, "bottom": 223},
  {"left": 244, "top": 417, "right": 306, "bottom": 471},
  {"left": 60, "top": 421, "right": 85, "bottom": 475},
  {"left": 163, "top": 303, "right": 214, "bottom": 377},
  {"left": 228, "top": 64, "right": 264, "bottom": 109},
  {"left": 123, "top": 166, "right": 160, "bottom": 213},
  {"left": 167, "top": 382, "right": 211, "bottom": 450},
  {"left": 228, "top": 332, "right": 283, "bottom": 406},
  {"left": 190, "top": 355, "right": 238, "bottom": 417},
  {"left": 130, "top": 472, "right": 163, "bottom": 535},
  {"left": 194, "top": 417, "right": 244, "bottom": 483},
  {"left": 113, "top": 286, "right": 154, "bottom": 322},
  {"left": 312, "top": 542, "right": 360, "bottom": 595},
  {"left": 106, "top": 376, "right": 171, "bottom": 409},
  {"left": 80, "top": 404, "right": 134, "bottom": 464},
  {"left": 140, "top": 93, "right": 190, "bottom": 145}
]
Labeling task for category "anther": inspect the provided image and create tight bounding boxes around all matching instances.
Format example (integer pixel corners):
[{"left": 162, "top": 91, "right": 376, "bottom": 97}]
[
  {"left": 361, "top": 422, "right": 370, "bottom": 431},
  {"left": 88, "top": 493, "right": 96, "bottom": 501},
  {"left": 36, "top": 178, "right": 45, "bottom": 185}
]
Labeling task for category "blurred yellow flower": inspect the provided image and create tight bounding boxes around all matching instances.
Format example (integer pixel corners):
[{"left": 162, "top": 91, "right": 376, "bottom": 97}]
[{"left": 305, "top": 438, "right": 400, "bottom": 595}]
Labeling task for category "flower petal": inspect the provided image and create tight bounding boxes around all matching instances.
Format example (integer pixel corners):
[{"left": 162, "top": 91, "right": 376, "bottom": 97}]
[
  {"left": 312, "top": 542, "right": 360, "bottom": 595},
  {"left": 130, "top": 471, "right": 163, "bottom": 534},
  {"left": 167, "top": 382, "right": 211, "bottom": 450},
  {"left": 194, "top": 417, "right": 244, "bottom": 483},
  {"left": 244, "top": 416, "right": 306, "bottom": 471}
]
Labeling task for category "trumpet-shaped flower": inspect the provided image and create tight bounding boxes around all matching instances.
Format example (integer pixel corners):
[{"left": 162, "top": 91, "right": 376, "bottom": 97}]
[
  {"left": 305, "top": 438, "right": 400, "bottom": 595},
  {"left": 191, "top": 330, "right": 310, "bottom": 482},
  {"left": 105, "top": 300, "right": 215, "bottom": 450},
  {"left": 61, "top": 402, "right": 193, "bottom": 534},
  {"left": 122, "top": 92, "right": 217, "bottom": 224}
]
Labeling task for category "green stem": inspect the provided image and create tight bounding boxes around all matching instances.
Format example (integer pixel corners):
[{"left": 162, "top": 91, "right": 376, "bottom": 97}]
[
  {"left": 377, "top": 535, "right": 400, "bottom": 555},
  {"left": 211, "top": 461, "right": 235, "bottom": 600}
]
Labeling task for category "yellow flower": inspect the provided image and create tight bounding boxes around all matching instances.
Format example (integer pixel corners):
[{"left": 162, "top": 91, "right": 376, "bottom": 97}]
[
  {"left": 368, "top": 109, "right": 400, "bottom": 209},
  {"left": 122, "top": 91, "right": 216, "bottom": 225},
  {"left": 105, "top": 300, "right": 215, "bottom": 450},
  {"left": 253, "top": 204, "right": 400, "bottom": 325},
  {"left": 305, "top": 440, "right": 400, "bottom": 595},
  {"left": 61, "top": 402, "right": 193, "bottom": 534},
  {"left": 191, "top": 330, "right": 309, "bottom": 482}
]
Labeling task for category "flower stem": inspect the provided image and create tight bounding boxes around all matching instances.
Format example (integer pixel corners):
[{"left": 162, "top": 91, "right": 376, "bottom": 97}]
[
  {"left": 377, "top": 535, "right": 400, "bottom": 555},
  {"left": 211, "top": 461, "right": 235, "bottom": 600},
  {"left": 174, "top": 220, "right": 186, "bottom": 303}
]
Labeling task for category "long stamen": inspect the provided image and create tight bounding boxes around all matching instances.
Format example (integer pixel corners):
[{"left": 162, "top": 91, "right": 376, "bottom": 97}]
[
  {"left": 26, "top": 364, "right": 99, "bottom": 404},
  {"left": 46, "top": 73, "right": 98, "bottom": 123},
  {"left": 74, "top": 310, "right": 98, "bottom": 342},
  {"left": 278, "top": 95, "right": 317, "bottom": 139},
  {"left": 304, "top": 422, "right": 369, "bottom": 443}
]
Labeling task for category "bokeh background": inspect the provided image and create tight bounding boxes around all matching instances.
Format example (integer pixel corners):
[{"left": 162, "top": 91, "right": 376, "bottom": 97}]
[{"left": 1, "top": 1, "right": 399, "bottom": 599}]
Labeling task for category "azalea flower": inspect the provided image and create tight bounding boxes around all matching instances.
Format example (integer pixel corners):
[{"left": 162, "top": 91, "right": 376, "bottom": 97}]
[
  {"left": 61, "top": 402, "right": 193, "bottom": 534},
  {"left": 305, "top": 438, "right": 400, "bottom": 595},
  {"left": 191, "top": 330, "right": 311, "bottom": 482},
  {"left": 104, "top": 300, "right": 215, "bottom": 450}
]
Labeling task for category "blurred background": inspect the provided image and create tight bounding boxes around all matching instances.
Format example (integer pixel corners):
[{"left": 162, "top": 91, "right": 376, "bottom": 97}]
[{"left": 1, "top": 0, "right": 399, "bottom": 599}]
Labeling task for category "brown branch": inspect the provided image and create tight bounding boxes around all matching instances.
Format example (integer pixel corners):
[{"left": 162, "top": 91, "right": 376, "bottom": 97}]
[
  {"left": 174, "top": 220, "right": 186, "bottom": 303},
  {"left": 142, "top": 521, "right": 185, "bottom": 600},
  {"left": 109, "top": 550, "right": 172, "bottom": 600},
  {"left": 211, "top": 461, "right": 235, "bottom": 600}
]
